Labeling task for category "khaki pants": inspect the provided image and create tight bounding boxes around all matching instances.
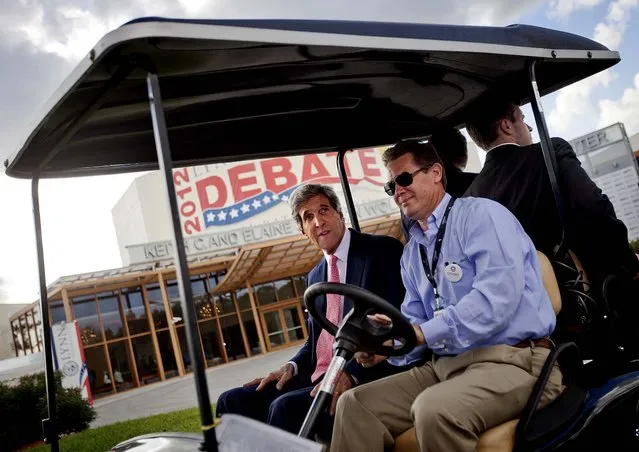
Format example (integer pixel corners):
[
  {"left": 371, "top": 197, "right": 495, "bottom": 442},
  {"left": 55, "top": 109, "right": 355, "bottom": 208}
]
[{"left": 330, "top": 344, "right": 563, "bottom": 452}]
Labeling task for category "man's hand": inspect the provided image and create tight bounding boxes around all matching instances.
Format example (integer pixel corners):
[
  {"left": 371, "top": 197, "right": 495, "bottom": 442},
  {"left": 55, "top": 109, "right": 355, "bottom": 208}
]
[
  {"left": 310, "top": 371, "right": 354, "bottom": 416},
  {"left": 244, "top": 363, "right": 294, "bottom": 391},
  {"left": 355, "top": 350, "right": 387, "bottom": 368}
]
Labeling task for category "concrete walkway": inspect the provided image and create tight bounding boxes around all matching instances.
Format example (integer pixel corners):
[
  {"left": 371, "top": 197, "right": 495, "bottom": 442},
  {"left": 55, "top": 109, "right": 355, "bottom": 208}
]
[{"left": 92, "top": 348, "right": 294, "bottom": 427}]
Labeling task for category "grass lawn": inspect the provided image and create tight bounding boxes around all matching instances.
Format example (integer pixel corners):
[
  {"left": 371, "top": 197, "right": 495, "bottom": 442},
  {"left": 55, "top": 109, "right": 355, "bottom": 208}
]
[{"left": 28, "top": 404, "right": 215, "bottom": 452}]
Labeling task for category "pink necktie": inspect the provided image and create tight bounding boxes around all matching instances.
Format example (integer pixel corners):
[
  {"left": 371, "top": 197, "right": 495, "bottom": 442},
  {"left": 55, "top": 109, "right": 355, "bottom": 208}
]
[{"left": 312, "top": 254, "right": 341, "bottom": 382}]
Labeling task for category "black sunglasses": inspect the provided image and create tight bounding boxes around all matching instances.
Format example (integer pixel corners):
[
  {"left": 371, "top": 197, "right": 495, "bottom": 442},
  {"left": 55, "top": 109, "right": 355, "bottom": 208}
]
[{"left": 384, "top": 166, "right": 430, "bottom": 196}]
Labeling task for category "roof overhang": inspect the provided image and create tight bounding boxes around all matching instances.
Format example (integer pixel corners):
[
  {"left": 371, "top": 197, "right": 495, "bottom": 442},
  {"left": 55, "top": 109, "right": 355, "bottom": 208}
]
[
  {"left": 214, "top": 215, "right": 403, "bottom": 292},
  {"left": 4, "top": 18, "right": 620, "bottom": 179}
]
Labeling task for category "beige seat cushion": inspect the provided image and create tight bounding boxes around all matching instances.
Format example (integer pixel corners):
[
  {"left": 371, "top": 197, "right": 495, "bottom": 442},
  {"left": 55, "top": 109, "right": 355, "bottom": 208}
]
[{"left": 392, "top": 420, "right": 519, "bottom": 452}]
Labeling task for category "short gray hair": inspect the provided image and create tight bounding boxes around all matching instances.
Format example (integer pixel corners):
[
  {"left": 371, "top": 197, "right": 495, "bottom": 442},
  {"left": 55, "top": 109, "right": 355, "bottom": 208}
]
[{"left": 289, "top": 183, "right": 343, "bottom": 230}]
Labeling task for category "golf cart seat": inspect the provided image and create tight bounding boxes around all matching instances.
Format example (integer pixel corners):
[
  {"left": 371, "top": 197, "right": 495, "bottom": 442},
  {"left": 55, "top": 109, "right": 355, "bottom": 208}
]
[{"left": 392, "top": 250, "right": 563, "bottom": 452}]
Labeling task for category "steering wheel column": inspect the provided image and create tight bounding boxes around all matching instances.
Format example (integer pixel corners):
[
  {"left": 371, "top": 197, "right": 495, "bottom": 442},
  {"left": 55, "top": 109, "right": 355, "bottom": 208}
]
[{"left": 298, "top": 282, "right": 416, "bottom": 440}]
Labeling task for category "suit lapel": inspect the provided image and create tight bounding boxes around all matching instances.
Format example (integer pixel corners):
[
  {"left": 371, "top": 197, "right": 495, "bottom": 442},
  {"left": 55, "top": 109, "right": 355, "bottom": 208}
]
[
  {"left": 344, "top": 229, "right": 365, "bottom": 313},
  {"left": 315, "top": 258, "right": 328, "bottom": 316}
]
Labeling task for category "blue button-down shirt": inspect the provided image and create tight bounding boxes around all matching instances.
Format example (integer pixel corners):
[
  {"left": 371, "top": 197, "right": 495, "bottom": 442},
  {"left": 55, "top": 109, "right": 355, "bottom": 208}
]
[{"left": 390, "top": 193, "right": 556, "bottom": 366}]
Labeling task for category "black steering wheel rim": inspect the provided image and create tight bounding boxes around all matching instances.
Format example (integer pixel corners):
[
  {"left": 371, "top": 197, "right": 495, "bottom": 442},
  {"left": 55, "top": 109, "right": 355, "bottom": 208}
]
[{"left": 303, "top": 281, "right": 416, "bottom": 357}]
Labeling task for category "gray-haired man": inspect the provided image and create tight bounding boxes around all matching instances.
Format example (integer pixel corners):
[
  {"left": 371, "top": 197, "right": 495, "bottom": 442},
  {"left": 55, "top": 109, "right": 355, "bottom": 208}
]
[{"left": 216, "top": 183, "right": 406, "bottom": 437}]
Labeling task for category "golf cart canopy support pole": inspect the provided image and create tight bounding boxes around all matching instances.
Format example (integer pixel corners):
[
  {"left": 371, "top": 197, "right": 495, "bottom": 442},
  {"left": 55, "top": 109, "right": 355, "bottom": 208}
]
[
  {"left": 528, "top": 60, "right": 567, "bottom": 259},
  {"left": 146, "top": 71, "right": 219, "bottom": 452},
  {"left": 337, "top": 149, "right": 360, "bottom": 232},
  {"left": 32, "top": 176, "right": 59, "bottom": 452},
  {"left": 28, "top": 63, "right": 133, "bottom": 452}
]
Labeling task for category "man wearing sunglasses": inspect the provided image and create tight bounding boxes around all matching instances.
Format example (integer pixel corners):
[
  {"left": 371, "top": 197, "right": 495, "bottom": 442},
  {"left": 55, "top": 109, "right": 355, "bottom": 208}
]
[
  {"left": 329, "top": 140, "right": 563, "bottom": 452},
  {"left": 399, "top": 127, "right": 477, "bottom": 241}
]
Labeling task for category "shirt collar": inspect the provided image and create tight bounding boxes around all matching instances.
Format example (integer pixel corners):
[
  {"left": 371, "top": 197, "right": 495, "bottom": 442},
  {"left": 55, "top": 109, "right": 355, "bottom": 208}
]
[
  {"left": 486, "top": 142, "right": 521, "bottom": 153},
  {"left": 407, "top": 192, "right": 452, "bottom": 242},
  {"left": 323, "top": 227, "right": 351, "bottom": 264},
  {"left": 429, "top": 192, "right": 452, "bottom": 230}
]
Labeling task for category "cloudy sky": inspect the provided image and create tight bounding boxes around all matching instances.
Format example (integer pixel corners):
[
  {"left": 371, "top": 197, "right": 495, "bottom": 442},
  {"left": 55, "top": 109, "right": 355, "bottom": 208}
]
[{"left": 0, "top": 0, "right": 638, "bottom": 305}]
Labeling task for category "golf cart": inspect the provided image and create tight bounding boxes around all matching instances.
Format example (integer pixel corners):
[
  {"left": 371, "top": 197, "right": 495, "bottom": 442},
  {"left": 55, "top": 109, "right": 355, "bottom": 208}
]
[{"left": 5, "top": 17, "right": 639, "bottom": 452}]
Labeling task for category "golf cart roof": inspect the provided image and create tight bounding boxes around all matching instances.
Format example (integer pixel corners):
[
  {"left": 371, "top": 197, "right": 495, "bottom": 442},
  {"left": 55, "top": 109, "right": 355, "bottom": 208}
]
[{"left": 4, "top": 17, "right": 619, "bottom": 179}]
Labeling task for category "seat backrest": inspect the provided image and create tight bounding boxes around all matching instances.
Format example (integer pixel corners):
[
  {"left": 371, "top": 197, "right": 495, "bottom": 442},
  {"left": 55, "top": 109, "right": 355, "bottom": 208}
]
[{"left": 537, "top": 250, "right": 562, "bottom": 315}]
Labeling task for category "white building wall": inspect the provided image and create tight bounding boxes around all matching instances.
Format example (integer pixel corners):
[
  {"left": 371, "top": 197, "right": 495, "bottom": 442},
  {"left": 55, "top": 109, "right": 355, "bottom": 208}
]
[{"left": 112, "top": 177, "right": 154, "bottom": 266}]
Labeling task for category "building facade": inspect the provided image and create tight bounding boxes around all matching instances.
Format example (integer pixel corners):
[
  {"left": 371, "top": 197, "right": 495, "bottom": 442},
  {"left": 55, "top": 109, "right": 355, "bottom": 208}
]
[
  {"left": 12, "top": 216, "right": 400, "bottom": 398},
  {"left": 11, "top": 146, "right": 406, "bottom": 399}
]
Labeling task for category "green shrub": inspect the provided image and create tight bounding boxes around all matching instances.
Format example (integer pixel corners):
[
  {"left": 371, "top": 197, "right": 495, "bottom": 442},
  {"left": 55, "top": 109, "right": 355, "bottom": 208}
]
[
  {"left": 0, "top": 370, "right": 96, "bottom": 451},
  {"left": 630, "top": 239, "right": 639, "bottom": 254}
]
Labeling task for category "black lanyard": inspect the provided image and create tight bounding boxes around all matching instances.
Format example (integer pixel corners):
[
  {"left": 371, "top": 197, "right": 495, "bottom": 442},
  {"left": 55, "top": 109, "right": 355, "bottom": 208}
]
[{"left": 418, "top": 196, "right": 456, "bottom": 310}]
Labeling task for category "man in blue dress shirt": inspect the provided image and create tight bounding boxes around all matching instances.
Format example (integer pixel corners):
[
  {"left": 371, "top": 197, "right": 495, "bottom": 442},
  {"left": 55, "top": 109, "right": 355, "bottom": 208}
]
[{"left": 329, "top": 139, "right": 564, "bottom": 452}]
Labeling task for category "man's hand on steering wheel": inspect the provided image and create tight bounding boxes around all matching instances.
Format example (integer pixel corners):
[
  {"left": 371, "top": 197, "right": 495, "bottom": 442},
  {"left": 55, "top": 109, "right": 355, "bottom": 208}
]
[
  {"left": 244, "top": 363, "right": 295, "bottom": 391},
  {"left": 354, "top": 314, "right": 392, "bottom": 367},
  {"left": 310, "top": 370, "right": 355, "bottom": 416}
]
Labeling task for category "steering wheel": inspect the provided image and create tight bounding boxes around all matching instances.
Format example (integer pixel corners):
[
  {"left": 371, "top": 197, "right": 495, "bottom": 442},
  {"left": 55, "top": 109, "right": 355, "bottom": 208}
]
[{"left": 304, "top": 282, "right": 416, "bottom": 357}]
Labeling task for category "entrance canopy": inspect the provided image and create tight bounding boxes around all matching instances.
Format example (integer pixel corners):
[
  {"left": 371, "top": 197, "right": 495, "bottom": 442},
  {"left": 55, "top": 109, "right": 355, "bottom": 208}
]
[
  {"left": 215, "top": 215, "right": 402, "bottom": 292},
  {"left": 5, "top": 17, "right": 619, "bottom": 179}
]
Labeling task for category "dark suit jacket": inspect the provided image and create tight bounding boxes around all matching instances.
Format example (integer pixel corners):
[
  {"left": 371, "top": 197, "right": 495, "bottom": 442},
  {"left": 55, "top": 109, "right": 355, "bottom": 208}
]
[
  {"left": 401, "top": 165, "right": 477, "bottom": 241},
  {"left": 289, "top": 228, "right": 406, "bottom": 385},
  {"left": 465, "top": 138, "right": 639, "bottom": 294}
]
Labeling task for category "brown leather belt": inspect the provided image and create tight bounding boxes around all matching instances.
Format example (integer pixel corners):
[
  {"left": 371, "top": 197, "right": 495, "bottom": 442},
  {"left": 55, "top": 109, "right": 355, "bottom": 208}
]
[{"left": 513, "top": 337, "right": 555, "bottom": 350}]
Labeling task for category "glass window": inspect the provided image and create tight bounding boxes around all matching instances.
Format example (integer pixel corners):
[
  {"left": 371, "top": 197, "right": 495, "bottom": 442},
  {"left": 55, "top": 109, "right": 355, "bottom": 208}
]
[
  {"left": 50, "top": 300, "right": 66, "bottom": 324},
  {"left": 166, "top": 280, "right": 183, "bottom": 326},
  {"left": 292, "top": 275, "right": 307, "bottom": 298},
  {"left": 235, "top": 288, "right": 251, "bottom": 311},
  {"left": 121, "top": 287, "right": 149, "bottom": 335},
  {"left": 99, "top": 292, "right": 125, "bottom": 340},
  {"left": 241, "top": 311, "right": 262, "bottom": 355},
  {"left": 208, "top": 270, "right": 227, "bottom": 292},
  {"left": 84, "top": 345, "right": 113, "bottom": 398},
  {"left": 219, "top": 314, "right": 247, "bottom": 360},
  {"left": 263, "top": 311, "right": 285, "bottom": 348},
  {"left": 131, "top": 335, "right": 160, "bottom": 385},
  {"left": 214, "top": 293, "right": 235, "bottom": 316},
  {"left": 176, "top": 326, "right": 193, "bottom": 373},
  {"left": 107, "top": 341, "right": 135, "bottom": 392},
  {"left": 254, "top": 282, "right": 277, "bottom": 306},
  {"left": 284, "top": 307, "right": 305, "bottom": 342},
  {"left": 191, "top": 278, "right": 207, "bottom": 297},
  {"left": 145, "top": 283, "right": 168, "bottom": 330},
  {"left": 275, "top": 279, "right": 295, "bottom": 301},
  {"left": 72, "top": 295, "right": 102, "bottom": 346},
  {"left": 200, "top": 320, "right": 224, "bottom": 366},
  {"left": 156, "top": 330, "right": 179, "bottom": 378}
]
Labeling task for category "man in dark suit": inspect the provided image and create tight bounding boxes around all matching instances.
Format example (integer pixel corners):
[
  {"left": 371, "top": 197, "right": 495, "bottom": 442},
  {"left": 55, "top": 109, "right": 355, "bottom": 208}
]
[
  {"left": 215, "top": 183, "right": 406, "bottom": 435},
  {"left": 464, "top": 94, "right": 639, "bottom": 354},
  {"left": 400, "top": 127, "right": 477, "bottom": 241}
]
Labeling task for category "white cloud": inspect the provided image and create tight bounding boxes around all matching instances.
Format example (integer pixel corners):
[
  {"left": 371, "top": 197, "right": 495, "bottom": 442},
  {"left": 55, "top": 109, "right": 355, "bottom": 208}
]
[
  {"left": 598, "top": 72, "right": 639, "bottom": 135},
  {"left": 548, "top": 0, "right": 603, "bottom": 19},
  {"left": 547, "top": 0, "right": 637, "bottom": 138}
]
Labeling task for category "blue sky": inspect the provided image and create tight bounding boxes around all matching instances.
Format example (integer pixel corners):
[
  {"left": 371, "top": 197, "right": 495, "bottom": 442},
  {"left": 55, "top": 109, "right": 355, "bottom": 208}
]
[{"left": 0, "top": 0, "right": 638, "bottom": 304}]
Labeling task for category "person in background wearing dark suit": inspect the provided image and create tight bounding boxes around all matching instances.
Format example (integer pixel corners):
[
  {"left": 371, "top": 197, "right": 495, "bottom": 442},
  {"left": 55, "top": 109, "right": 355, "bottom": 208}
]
[
  {"left": 463, "top": 93, "right": 639, "bottom": 355},
  {"left": 400, "top": 127, "right": 477, "bottom": 241},
  {"left": 215, "top": 183, "right": 406, "bottom": 436}
]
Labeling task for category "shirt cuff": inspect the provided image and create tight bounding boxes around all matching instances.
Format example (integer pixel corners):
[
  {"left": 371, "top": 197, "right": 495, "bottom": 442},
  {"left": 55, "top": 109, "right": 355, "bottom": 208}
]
[
  {"left": 286, "top": 361, "right": 298, "bottom": 376},
  {"left": 419, "top": 315, "right": 450, "bottom": 353}
]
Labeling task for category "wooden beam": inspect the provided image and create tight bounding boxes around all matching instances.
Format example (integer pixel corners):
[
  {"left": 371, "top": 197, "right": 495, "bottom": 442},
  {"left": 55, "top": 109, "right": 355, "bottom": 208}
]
[
  {"left": 141, "top": 284, "right": 166, "bottom": 381},
  {"left": 232, "top": 292, "right": 251, "bottom": 357},
  {"left": 61, "top": 288, "right": 74, "bottom": 322},
  {"left": 117, "top": 290, "right": 140, "bottom": 389},
  {"left": 214, "top": 313, "right": 229, "bottom": 363},
  {"left": 102, "top": 343, "right": 117, "bottom": 395},
  {"left": 158, "top": 272, "right": 185, "bottom": 376},
  {"left": 246, "top": 280, "right": 267, "bottom": 355}
]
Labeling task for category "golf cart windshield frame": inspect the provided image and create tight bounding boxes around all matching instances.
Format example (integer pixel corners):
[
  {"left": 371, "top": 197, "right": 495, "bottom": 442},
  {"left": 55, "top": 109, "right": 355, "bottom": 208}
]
[{"left": 4, "top": 17, "right": 620, "bottom": 452}]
